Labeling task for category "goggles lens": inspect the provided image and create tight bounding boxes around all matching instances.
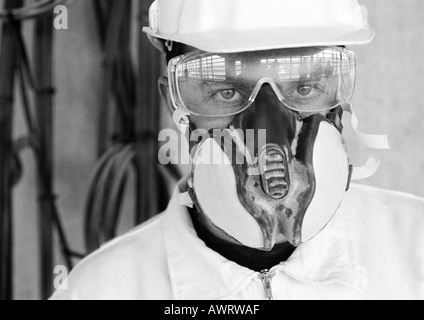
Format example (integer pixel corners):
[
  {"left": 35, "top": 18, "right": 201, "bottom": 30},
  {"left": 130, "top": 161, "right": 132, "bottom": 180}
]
[{"left": 169, "top": 47, "right": 355, "bottom": 116}]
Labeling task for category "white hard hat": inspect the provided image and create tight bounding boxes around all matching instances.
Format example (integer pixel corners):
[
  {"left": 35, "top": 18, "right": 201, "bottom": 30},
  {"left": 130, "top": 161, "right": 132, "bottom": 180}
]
[{"left": 143, "top": 0, "right": 375, "bottom": 53}]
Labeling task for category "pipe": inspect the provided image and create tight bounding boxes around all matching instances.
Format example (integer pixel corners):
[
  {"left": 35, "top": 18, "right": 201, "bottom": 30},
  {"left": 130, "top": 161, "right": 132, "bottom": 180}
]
[
  {"left": 0, "top": 0, "right": 24, "bottom": 301},
  {"left": 33, "top": 7, "right": 55, "bottom": 299}
]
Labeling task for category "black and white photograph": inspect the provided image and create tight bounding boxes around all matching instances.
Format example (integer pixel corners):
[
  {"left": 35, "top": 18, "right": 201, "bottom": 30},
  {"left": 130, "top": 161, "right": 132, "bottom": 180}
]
[{"left": 1, "top": 0, "right": 424, "bottom": 304}]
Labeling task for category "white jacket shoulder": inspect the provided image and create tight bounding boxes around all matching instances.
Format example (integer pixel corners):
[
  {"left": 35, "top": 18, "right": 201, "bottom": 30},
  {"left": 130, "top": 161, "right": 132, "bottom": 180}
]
[
  {"left": 51, "top": 213, "right": 171, "bottom": 300},
  {"left": 346, "top": 183, "right": 424, "bottom": 216}
]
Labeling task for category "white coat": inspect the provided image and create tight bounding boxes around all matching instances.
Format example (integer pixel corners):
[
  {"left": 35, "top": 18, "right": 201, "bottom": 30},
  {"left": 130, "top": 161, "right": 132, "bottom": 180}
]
[{"left": 51, "top": 182, "right": 424, "bottom": 300}]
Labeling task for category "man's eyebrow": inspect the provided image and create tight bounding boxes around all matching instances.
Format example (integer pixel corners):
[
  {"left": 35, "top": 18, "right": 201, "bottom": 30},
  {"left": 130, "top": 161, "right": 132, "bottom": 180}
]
[
  {"left": 196, "top": 76, "right": 251, "bottom": 87},
  {"left": 225, "top": 76, "right": 247, "bottom": 84}
]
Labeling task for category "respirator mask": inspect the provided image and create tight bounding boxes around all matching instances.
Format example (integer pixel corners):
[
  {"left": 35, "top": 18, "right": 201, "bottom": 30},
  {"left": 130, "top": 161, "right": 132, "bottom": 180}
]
[{"left": 168, "top": 46, "right": 389, "bottom": 249}]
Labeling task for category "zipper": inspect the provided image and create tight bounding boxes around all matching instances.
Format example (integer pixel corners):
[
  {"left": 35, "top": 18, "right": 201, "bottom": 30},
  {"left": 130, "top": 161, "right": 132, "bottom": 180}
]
[{"left": 259, "top": 270, "right": 274, "bottom": 300}]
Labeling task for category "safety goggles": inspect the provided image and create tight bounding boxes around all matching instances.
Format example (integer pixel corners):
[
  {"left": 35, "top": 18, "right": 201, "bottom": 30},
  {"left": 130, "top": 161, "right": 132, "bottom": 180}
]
[{"left": 168, "top": 47, "right": 356, "bottom": 117}]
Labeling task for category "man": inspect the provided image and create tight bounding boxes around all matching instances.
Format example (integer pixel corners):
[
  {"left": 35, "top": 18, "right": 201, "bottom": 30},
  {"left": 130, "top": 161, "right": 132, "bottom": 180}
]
[{"left": 52, "top": 0, "right": 424, "bottom": 300}]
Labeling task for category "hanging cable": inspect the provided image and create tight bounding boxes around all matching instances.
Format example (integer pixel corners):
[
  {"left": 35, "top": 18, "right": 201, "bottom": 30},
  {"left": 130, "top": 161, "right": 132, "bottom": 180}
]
[
  {"left": 0, "top": 0, "right": 83, "bottom": 300},
  {"left": 12, "top": 13, "right": 81, "bottom": 275},
  {"left": 0, "top": 0, "right": 25, "bottom": 301},
  {"left": 0, "top": 0, "right": 76, "bottom": 21},
  {"left": 84, "top": 0, "right": 181, "bottom": 253}
]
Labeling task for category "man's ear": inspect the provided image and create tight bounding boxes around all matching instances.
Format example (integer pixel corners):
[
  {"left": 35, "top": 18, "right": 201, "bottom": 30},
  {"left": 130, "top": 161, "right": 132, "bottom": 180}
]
[{"left": 158, "top": 76, "right": 175, "bottom": 115}]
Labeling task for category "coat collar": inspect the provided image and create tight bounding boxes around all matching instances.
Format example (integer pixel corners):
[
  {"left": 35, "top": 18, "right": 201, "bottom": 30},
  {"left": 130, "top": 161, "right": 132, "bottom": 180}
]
[{"left": 163, "top": 181, "right": 367, "bottom": 300}]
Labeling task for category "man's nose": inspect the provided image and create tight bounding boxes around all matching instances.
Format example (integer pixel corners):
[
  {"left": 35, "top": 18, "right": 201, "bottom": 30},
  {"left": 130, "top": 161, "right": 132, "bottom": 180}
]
[{"left": 241, "top": 84, "right": 297, "bottom": 154}]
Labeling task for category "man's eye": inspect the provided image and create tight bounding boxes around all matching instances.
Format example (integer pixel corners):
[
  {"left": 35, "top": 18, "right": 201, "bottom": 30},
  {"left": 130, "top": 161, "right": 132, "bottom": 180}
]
[
  {"left": 219, "top": 89, "right": 237, "bottom": 100},
  {"left": 297, "top": 85, "right": 313, "bottom": 96}
]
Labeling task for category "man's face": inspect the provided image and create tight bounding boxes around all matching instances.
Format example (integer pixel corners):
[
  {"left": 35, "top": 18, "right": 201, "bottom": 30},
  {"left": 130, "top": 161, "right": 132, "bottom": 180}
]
[{"left": 167, "top": 47, "right": 352, "bottom": 249}]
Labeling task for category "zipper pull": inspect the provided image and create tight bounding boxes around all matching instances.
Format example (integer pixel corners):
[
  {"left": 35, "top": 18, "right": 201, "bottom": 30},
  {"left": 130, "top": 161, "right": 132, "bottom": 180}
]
[{"left": 259, "top": 270, "right": 274, "bottom": 301}]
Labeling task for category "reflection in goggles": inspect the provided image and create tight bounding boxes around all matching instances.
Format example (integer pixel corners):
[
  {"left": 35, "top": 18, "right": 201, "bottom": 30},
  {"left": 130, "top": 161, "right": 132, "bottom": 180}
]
[{"left": 169, "top": 47, "right": 355, "bottom": 116}]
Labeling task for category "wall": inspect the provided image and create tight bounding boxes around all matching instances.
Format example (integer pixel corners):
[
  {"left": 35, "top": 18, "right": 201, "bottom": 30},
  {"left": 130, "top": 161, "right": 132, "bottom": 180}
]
[
  {"left": 13, "top": 0, "right": 100, "bottom": 300},
  {"left": 351, "top": 0, "right": 424, "bottom": 198},
  {"left": 9, "top": 0, "right": 424, "bottom": 300}
]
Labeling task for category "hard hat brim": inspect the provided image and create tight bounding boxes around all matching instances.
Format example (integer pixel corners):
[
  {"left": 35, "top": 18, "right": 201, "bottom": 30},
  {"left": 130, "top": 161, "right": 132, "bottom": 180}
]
[{"left": 143, "top": 26, "right": 375, "bottom": 53}]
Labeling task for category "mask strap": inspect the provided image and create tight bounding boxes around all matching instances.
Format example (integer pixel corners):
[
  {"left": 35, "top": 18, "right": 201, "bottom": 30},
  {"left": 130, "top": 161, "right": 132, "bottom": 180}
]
[
  {"left": 165, "top": 40, "right": 174, "bottom": 52},
  {"left": 179, "top": 191, "right": 194, "bottom": 208},
  {"left": 351, "top": 157, "right": 382, "bottom": 181},
  {"left": 342, "top": 103, "right": 390, "bottom": 181},
  {"left": 343, "top": 103, "right": 390, "bottom": 150},
  {"left": 173, "top": 108, "right": 191, "bottom": 142},
  {"left": 179, "top": 176, "right": 195, "bottom": 208}
]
